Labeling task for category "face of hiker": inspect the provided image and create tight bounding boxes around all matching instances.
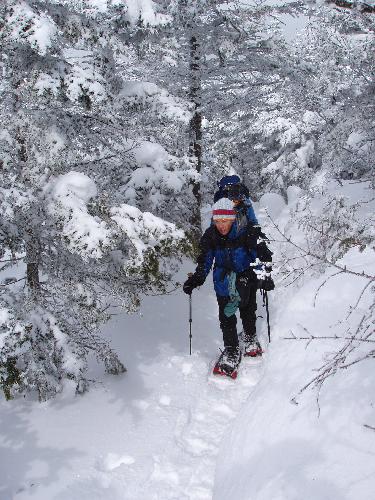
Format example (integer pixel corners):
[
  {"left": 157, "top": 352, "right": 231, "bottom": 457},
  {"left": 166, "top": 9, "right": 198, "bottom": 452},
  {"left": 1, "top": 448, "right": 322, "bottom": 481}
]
[{"left": 214, "top": 218, "right": 234, "bottom": 235}]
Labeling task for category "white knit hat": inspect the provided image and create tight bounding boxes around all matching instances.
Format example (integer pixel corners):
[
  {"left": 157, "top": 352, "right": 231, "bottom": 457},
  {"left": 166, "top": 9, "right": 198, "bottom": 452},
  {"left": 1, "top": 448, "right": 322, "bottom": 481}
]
[{"left": 212, "top": 198, "right": 236, "bottom": 221}]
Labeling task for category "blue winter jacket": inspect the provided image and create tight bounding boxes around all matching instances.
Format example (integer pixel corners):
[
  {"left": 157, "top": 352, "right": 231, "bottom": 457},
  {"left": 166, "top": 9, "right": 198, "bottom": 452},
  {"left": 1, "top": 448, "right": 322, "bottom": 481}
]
[{"left": 193, "top": 221, "right": 258, "bottom": 297}]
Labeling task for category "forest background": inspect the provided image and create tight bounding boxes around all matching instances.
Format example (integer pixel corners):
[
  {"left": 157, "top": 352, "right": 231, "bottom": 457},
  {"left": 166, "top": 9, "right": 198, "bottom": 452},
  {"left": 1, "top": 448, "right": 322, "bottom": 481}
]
[{"left": 0, "top": 0, "right": 374, "bottom": 404}]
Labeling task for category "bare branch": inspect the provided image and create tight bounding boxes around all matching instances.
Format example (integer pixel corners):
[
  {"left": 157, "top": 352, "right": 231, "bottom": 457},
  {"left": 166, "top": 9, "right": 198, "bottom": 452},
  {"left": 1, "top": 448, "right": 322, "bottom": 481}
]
[
  {"left": 345, "top": 279, "right": 374, "bottom": 319},
  {"left": 283, "top": 335, "right": 375, "bottom": 343},
  {"left": 313, "top": 270, "right": 344, "bottom": 307},
  {"left": 265, "top": 209, "right": 375, "bottom": 281},
  {"left": 326, "top": 0, "right": 375, "bottom": 14},
  {"left": 0, "top": 256, "right": 24, "bottom": 263},
  {"left": 291, "top": 312, "right": 374, "bottom": 401},
  {"left": 0, "top": 277, "right": 26, "bottom": 287}
]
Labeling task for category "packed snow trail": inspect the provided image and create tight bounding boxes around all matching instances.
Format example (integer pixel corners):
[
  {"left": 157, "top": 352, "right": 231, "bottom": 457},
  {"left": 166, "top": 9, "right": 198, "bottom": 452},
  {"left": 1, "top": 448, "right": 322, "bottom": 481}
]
[{"left": 0, "top": 277, "right": 268, "bottom": 500}]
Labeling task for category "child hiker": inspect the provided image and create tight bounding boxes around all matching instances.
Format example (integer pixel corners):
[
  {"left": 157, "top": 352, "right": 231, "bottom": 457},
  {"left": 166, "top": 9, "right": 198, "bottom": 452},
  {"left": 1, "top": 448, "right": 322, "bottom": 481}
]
[{"left": 183, "top": 198, "right": 273, "bottom": 377}]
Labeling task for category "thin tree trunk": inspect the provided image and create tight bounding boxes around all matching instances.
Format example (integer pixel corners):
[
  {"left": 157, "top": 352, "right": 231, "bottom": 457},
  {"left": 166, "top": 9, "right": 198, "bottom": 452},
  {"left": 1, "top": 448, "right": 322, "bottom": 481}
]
[
  {"left": 25, "top": 229, "right": 41, "bottom": 293},
  {"left": 189, "top": 33, "right": 202, "bottom": 237},
  {"left": 16, "top": 130, "right": 41, "bottom": 294}
]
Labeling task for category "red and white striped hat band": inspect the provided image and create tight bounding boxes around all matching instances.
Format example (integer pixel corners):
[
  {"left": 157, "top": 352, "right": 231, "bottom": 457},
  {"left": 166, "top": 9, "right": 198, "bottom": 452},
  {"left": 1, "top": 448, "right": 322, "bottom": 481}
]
[{"left": 212, "top": 198, "right": 236, "bottom": 221}]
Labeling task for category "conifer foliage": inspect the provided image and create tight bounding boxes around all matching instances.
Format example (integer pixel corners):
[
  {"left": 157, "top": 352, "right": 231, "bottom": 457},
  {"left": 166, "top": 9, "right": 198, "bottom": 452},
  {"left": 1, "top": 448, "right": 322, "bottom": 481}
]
[
  {"left": 0, "top": 0, "right": 190, "bottom": 400},
  {"left": 0, "top": 0, "right": 374, "bottom": 400}
]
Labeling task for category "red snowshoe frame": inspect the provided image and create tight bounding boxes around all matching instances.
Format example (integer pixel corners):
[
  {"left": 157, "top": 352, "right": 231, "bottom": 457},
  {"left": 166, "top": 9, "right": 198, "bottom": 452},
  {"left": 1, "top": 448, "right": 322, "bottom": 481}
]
[
  {"left": 213, "top": 363, "right": 238, "bottom": 379},
  {"left": 243, "top": 345, "right": 263, "bottom": 358}
]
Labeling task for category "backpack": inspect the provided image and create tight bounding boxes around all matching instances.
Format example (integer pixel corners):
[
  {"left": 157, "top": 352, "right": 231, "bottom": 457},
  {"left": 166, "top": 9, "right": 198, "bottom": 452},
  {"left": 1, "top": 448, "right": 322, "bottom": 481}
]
[{"left": 214, "top": 176, "right": 258, "bottom": 225}]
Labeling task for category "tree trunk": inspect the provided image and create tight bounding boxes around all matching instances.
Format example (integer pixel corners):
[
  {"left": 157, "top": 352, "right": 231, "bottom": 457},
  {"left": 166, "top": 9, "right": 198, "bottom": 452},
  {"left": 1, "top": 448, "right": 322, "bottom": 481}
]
[
  {"left": 16, "top": 130, "right": 41, "bottom": 294},
  {"left": 189, "top": 33, "right": 203, "bottom": 237},
  {"left": 25, "top": 229, "right": 41, "bottom": 293}
]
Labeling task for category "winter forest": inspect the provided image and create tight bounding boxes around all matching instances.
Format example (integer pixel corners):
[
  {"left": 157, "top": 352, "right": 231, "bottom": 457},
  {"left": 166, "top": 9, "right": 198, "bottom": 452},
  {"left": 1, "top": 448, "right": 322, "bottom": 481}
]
[{"left": 0, "top": 0, "right": 374, "bottom": 499}]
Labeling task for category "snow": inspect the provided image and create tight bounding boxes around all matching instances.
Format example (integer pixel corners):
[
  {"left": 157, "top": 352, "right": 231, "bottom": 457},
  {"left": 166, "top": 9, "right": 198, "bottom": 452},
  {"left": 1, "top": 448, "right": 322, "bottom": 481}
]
[
  {"left": 111, "top": 203, "right": 184, "bottom": 259},
  {"left": 44, "top": 128, "right": 66, "bottom": 156},
  {"left": 295, "top": 139, "right": 314, "bottom": 169},
  {"left": 34, "top": 72, "right": 61, "bottom": 97},
  {"left": 34, "top": 48, "right": 107, "bottom": 103},
  {"left": 49, "top": 172, "right": 98, "bottom": 202},
  {"left": 121, "top": 140, "right": 197, "bottom": 207},
  {"left": 45, "top": 172, "right": 112, "bottom": 259},
  {"left": 258, "top": 192, "right": 286, "bottom": 219},
  {"left": 124, "top": 0, "right": 172, "bottom": 27},
  {"left": 346, "top": 130, "right": 370, "bottom": 153},
  {"left": 214, "top": 269, "right": 375, "bottom": 500},
  {"left": 7, "top": 1, "right": 57, "bottom": 55},
  {"left": 0, "top": 274, "right": 266, "bottom": 500},
  {"left": 85, "top": 0, "right": 108, "bottom": 14},
  {"left": 1, "top": 184, "right": 374, "bottom": 500},
  {"left": 120, "top": 81, "right": 191, "bottom": 123},
  {"left": 62, "top": 49, "right": 106, "bottom": 104}
]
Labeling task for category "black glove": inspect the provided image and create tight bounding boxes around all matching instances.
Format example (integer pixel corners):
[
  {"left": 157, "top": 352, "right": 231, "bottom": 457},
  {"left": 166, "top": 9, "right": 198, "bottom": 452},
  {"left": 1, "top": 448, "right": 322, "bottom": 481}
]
[
  {"left": 258, "top": 276, "right": 275, "bottom": 292},
  {"left": 256, "top": 241, "right": 273, "bottom": 263},
  {"left": 183, "top": 274, "right": 201, "bottom": 295}
]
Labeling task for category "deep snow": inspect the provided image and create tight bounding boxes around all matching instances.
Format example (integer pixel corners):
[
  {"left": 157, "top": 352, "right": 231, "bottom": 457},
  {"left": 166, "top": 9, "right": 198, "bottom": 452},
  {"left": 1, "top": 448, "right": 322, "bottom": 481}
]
[
  {"left": 1, "top": 182, "right": 374, "bottom": 500},
  {"left": 215, "top": 184, "right": 375, "bottom": 500},
  {"left": 0, "top": 275, "right": 268, "bottom": 500}
]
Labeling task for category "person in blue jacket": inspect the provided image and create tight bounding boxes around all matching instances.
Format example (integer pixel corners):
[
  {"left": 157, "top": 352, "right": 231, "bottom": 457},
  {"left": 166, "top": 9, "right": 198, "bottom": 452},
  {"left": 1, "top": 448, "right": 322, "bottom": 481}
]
[
  {"left": 183, "top": 198, "right": 266, "bottom": 375},
  {"left": 214, "top": 174, "right": 258, "bottom": 226}
]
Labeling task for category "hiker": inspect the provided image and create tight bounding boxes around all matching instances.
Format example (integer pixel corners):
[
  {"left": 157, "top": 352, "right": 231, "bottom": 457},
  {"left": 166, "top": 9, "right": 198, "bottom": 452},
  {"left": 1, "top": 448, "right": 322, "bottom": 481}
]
[
  {"left": 183, "top": 197, "right": 274, "bottom": 377},
  {"left": 214, "top": 174, "right": 258, "bottom": 226},
  {"left": 214, "top": 173, "right": 274, "bottom": 337}
]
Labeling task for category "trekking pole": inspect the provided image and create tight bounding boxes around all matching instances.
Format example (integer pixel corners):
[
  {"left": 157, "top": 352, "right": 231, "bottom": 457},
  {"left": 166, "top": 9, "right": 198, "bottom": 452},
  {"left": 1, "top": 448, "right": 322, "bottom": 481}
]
[
  {"left": 265, "top": 291, "right": 271, "bottom": 343},
  {"left": 189, "top": 294, "right": 193, "bottom": 355}
]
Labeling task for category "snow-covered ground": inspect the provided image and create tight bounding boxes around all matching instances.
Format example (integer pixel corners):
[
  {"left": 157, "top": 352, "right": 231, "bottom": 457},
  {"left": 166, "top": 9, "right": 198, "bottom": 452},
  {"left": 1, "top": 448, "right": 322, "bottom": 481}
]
[
  {"left": 215, "top": 249, "right": 375, "bottom": 500},
  {"left": 0, "top": 272, "right": 269, "bottom": 500},
  {"left": 215, "top": 184, "right": 375, "bottom": 500},
  {"left": 1, "top": 183, "right": 374, "bottom": 500}
]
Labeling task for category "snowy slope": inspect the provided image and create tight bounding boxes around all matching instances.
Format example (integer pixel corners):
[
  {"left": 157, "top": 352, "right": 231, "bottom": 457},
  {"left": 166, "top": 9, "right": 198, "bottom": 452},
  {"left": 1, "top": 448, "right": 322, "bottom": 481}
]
[
  {"left": 1, "top": 183, "right": 374, "bottom": 500},
  {"left": 214, "top": 186, "right": 375, "bottom": 500},
  {"left": 214, "top": 269, "right": 375, "bottom": 500},
  {"left": 0, "top": 272, "right": 268, "bottom": 500}
]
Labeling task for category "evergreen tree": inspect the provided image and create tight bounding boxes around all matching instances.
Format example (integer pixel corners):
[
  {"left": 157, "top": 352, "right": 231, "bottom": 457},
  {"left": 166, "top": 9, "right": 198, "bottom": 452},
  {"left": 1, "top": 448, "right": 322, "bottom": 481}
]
[
  {"left": 0, "top": 0, "right": 190, "bottom": 400},
  {"left": 251, "top": 2, "right": 374, "bottom": 198}
]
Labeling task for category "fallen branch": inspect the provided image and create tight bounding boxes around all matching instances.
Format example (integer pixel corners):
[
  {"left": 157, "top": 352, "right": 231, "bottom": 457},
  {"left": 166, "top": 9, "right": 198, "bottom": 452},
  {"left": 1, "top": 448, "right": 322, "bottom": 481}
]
[{"left": 284, "top": 334, "right": 375, "bottom": 343}]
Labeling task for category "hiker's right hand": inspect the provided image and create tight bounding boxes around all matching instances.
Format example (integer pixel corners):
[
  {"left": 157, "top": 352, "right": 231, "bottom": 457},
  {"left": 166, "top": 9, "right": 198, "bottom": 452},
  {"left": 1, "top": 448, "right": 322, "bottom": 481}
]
[
  {"left": 257, "top": 241, "right": 273, "bottom": 263},
  {"left": 183, "top": 275, "right": 198, "bottom": 295},
  {"left": 258, "top": 276, "right": 275, "bottom": 292}
]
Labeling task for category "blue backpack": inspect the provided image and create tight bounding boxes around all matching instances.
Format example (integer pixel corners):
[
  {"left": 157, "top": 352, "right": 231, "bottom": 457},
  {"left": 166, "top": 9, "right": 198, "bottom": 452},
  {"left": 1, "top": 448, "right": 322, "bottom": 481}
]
[{"left": 214, "top": 176, "right": 258, "bottom": 225}]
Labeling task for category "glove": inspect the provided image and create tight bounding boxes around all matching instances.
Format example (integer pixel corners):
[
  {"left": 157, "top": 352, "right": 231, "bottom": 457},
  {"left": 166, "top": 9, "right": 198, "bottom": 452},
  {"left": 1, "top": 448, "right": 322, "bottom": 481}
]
[
  {"left": 256, "top": 241, "right": 273, "bottom": 263},
  {"left": 183, "top": 274, "right": 200, "bottom": 295},
  {"left": 258, "top": 276, "right": 275, "bottom": 292}
]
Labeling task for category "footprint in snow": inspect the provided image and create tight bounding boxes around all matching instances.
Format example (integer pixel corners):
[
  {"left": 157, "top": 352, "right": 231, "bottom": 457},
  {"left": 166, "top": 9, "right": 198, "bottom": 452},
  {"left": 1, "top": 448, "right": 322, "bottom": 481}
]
[
  {"left": 132, "top": 399, "right": 150, "bottom": 410},
  {"left": 159, "top": 395, "right": 171, "bottom": 406},
  {"left": 151, "top": 456, "right": 180, "bottom": 486},
  {"left": 102, "top": 452, "right": 135, "bottom": 471}
]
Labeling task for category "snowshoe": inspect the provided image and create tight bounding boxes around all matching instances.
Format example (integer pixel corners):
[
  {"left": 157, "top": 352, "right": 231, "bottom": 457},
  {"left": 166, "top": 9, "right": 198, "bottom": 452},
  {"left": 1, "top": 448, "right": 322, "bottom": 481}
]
[
  {"left": 213, "top": 347, "right": 241, "bottom": 379},
  {"left": 243, "top": 337, "right": 262, "bottom": 357}
]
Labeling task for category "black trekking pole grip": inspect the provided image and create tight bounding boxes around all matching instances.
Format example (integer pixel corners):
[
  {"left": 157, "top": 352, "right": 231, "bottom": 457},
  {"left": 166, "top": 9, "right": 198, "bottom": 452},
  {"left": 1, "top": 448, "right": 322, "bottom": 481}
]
[
  {"left": 265, "top": 291, "right": 271, "bottom": 343},
  {"left": 189, "top": 294, "right": 192, "bottom": 355}
]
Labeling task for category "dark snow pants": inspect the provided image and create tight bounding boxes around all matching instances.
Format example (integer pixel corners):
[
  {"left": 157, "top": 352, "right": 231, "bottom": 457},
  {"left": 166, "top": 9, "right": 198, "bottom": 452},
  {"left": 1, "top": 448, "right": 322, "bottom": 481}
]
[{"left": 217, "top": 283, "right": 257, "bottom": 349}]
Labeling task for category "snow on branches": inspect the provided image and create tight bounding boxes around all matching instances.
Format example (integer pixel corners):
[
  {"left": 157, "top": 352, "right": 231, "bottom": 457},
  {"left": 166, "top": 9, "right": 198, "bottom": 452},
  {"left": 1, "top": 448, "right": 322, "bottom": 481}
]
[
  {"left": 5, "top": 0, "right": 58, "bottom": 55},
  {"left": 0, "top": 0, "right": 194, "bottom": 401},
  {"left": 46, "top": 172, "right": 113, "bottom": 260},
  {"left": 111, "top": 204, "right": 184, "bottom": 261}
]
